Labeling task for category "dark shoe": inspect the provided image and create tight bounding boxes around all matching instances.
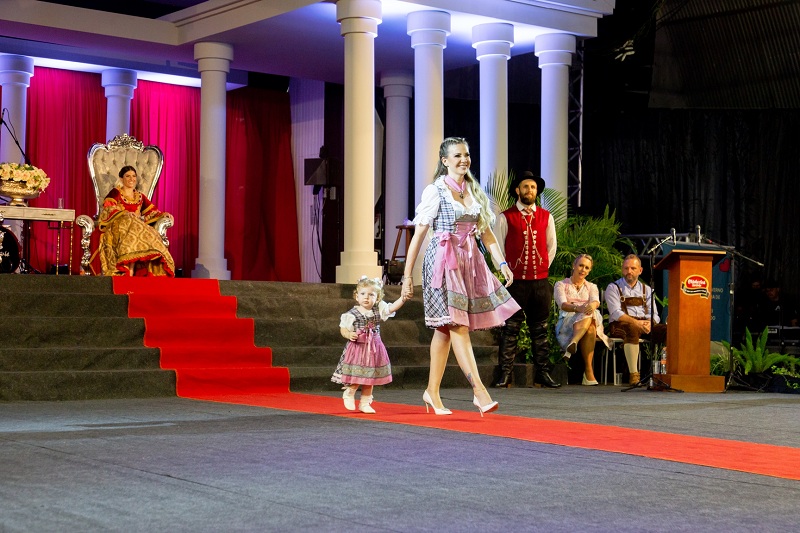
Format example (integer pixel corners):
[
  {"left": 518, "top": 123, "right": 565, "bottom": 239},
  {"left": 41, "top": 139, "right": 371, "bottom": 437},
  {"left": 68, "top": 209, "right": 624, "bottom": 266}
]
[
  {"left": 493, "top": 372, "right": 512, "bottom": 388},
  {"left": 534, "top": 371, "right": 562, "bottom": 388}
]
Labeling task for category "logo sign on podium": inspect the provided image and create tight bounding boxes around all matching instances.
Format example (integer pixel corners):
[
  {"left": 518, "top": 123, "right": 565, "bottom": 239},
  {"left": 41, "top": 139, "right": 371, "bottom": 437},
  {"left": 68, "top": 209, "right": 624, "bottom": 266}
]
[{"left": 682, "top": 275, "right": 710, "bottom": 298}]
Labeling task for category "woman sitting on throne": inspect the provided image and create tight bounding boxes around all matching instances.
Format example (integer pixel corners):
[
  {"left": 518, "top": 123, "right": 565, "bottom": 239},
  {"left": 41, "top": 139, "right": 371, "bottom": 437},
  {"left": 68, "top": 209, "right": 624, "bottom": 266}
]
[{"left": 92, "top": 165, "right": 175, "bottom": 277}]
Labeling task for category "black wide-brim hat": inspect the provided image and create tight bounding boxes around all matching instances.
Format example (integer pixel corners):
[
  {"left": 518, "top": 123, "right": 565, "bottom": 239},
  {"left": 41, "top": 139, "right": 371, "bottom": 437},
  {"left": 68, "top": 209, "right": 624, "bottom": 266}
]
[{"left": 510, "top": 171, "right": 546, "bottom": 199}]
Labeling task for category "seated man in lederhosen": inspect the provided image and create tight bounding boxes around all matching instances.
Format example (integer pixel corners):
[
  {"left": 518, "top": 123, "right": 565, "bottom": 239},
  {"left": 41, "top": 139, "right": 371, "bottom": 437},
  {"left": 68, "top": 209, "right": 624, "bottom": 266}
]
[{"left": 604, "top": 254, "right": 667, "bottom": 384}]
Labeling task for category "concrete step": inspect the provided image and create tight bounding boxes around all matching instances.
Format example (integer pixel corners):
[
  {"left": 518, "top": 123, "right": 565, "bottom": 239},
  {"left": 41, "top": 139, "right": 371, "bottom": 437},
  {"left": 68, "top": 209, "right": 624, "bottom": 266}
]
[
  {"left": 271, "top": 345, "right": 498, "bottom": 368},
  {"left": 0, "top": 317, "right": 148, "bottom": 348},
  {"left": 286, "top": 363, "right": 497, "bottom": 392},
  {"left": 220, "top": 280, "right": 382, "bottom": 300},
  {"left": 252, "top": 318, "right": 497, "bottom": 347},
  {"left": 0, "top": 347, "right": 162, "bottom": 371},
  {"left": 233, "top": 294, "right": 425, "bottom": 321},
  {"left": 0, "top": 293, "right": 129, "bottom": 317},
  {"left": 0, "top": 275, "right": 113, "bottom": 294},
  {"left": 0, "top": 369, "right": 176, "bottom": 401}
]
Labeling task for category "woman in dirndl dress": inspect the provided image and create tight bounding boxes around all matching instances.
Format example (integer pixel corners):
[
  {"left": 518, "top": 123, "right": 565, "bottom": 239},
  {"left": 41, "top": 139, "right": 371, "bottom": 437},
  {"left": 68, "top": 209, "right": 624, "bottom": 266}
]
[
  {"left": 401, "top": 137, "right": 521, "bottom": 416},
  {"left": 553, "top": 254, "right": 611, "bottom": 385}
]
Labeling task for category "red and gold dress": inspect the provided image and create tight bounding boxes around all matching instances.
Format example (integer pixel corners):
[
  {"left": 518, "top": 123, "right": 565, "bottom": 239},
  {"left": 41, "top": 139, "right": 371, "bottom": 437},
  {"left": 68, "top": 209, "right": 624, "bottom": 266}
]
[{"left": 93, "top": 187, "right": 175, "bottom": 277}]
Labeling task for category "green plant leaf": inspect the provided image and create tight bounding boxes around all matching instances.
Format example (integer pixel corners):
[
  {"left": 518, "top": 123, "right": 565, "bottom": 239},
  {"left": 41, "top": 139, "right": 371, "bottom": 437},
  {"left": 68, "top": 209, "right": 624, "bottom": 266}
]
[{"left": 484, "top": 169, "right": 516, "bottom": 215}]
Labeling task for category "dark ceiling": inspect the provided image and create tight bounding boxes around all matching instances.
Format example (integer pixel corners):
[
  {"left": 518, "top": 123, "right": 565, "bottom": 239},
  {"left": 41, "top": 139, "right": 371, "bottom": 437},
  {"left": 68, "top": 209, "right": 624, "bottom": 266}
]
[
  {"left": 39, "top": 0, "right": 204, "bottom": 18},
  {"left": 28, "top": 0, "right": 800, "bottom": 109},
  {"left": 580, "top": 0, "right": 800, "bottom": 109}
]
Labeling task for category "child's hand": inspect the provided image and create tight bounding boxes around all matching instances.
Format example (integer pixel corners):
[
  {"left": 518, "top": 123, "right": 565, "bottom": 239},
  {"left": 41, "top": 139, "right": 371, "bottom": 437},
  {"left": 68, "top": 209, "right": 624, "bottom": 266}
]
[{"left": 340, "top": 327, "right": 358, "bottom": 341}]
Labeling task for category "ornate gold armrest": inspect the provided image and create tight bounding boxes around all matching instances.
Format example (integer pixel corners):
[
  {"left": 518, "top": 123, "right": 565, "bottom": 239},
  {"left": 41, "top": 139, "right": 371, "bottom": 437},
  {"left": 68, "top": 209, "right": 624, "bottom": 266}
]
[
  {"left": 154, "top": 213, "right": 174, "bottom": 247},
  {"left": 75, "top": 214, "right": 95, "bottom": 275}
]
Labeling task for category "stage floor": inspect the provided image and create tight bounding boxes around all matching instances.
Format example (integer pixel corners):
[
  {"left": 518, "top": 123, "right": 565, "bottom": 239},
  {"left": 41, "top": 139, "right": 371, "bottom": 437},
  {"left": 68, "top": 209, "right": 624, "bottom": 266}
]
[{"left": 2, "top": 387, "right": 799, "bottom": 531}]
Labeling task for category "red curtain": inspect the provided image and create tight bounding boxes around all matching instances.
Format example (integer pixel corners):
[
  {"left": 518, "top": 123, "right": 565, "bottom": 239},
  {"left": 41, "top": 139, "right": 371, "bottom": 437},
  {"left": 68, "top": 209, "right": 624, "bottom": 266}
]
[
  {"left": 14, "top": 68, "right": 299, "bottom": 281},
  {"left": 225, "top": 87, "right": 301, "bottom": 281},
  {"left": 130, "top": 80, "right": 201, "bottom": 276},
  {"left": 25, "top": 67, "right": 106, "bottom": 274}
]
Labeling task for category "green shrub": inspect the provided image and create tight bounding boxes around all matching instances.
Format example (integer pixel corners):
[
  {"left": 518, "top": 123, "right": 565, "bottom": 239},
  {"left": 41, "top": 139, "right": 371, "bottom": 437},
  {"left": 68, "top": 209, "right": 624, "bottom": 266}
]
[{"left": 720, "top": 327, "right": 800, "bottom": 375}]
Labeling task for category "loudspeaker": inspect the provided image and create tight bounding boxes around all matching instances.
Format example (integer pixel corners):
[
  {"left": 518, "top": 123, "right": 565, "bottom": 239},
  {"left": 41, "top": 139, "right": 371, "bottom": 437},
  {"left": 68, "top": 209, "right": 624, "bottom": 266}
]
[{"left": 304, "top": 158, "right": 328, "bottom": 186}]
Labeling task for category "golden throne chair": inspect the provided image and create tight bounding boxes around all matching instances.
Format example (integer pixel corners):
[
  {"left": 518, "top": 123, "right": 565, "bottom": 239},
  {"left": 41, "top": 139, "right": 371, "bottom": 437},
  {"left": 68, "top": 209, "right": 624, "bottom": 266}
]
[{"left": 75, "top": 134, "right": 174, "bottom": 275}]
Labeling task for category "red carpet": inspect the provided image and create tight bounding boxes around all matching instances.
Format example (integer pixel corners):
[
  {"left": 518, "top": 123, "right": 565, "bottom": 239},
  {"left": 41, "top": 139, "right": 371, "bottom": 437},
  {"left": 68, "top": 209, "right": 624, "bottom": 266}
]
[
  {"left": 186, "top": 391, "right": 800, "bottom": 481},
  {"left": 115, "top": 278, "right": 800, "bottom": 481},
  {"left": 113, "top": 277, "right": 290, "bottom": 396}
]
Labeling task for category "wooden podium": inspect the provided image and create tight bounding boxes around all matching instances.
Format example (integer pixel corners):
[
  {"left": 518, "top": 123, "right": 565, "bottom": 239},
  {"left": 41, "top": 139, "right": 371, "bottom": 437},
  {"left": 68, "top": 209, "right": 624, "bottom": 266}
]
[{"left": 654, "top": 247, "right": 727, "bottom": 392}]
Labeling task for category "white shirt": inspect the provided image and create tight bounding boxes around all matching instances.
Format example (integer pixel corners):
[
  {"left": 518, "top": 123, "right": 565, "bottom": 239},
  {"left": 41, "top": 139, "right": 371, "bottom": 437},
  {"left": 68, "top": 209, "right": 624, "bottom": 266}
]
[{"left": 604, "top": 279, "right": 661, "bottom": 324}]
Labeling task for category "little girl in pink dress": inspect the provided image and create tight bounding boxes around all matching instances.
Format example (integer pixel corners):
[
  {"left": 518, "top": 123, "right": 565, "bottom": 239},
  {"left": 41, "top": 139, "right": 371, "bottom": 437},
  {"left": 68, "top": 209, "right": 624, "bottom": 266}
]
[{"left": 332, "top": 276, "right": 407, "bottom": 413}]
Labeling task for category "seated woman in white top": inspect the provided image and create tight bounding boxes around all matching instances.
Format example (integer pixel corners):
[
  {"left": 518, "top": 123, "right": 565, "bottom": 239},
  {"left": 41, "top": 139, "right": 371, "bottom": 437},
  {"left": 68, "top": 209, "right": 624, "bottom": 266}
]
[{"left": 553, "top": 254, "right": 610, "bottom": 385}]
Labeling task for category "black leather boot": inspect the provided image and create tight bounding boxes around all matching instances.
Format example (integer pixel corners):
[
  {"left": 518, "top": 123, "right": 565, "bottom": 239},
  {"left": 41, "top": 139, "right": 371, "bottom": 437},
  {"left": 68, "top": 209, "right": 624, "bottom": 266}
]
[
  {"left": 494, "top": 314, "right": 523, "bottom": 388},
  {"left": 531, "top": 319, "right": 561, "bottom": 388}
]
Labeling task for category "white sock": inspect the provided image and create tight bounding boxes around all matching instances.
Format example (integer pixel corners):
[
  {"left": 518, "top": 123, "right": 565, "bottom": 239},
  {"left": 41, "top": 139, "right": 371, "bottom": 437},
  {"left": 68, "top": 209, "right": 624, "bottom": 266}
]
[{"left": 624, "top": 344, "right": 640, "bottom": 373}]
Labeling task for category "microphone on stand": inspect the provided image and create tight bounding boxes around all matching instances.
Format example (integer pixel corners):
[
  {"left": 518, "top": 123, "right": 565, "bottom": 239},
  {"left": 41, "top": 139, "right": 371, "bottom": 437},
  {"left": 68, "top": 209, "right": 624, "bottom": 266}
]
[
  {"left": 671, "top": 227, "right": 677, "bottom": 244},
  {"left": 0, "top": 110, "right": 32, "bottom": 165},
  {"left": 695, "top": 225, "right": 702, "bottom": 243}
]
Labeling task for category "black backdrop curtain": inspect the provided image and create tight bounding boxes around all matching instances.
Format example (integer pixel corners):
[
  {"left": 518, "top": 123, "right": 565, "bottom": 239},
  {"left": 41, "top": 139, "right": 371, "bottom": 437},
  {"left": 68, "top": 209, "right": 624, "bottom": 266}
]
[{"left": 581, "top": 108, "right": 800, "bottom": 301}]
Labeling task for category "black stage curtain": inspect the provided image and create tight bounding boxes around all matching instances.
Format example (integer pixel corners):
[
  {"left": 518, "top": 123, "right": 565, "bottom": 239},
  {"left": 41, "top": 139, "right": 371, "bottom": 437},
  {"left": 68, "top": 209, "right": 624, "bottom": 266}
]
[{"left": 581, "top": 108, "right": 800, "bottom": 300}]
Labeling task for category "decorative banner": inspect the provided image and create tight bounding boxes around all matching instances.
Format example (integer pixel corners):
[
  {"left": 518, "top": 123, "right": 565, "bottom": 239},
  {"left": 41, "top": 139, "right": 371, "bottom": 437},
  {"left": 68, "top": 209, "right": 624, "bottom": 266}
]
[{"left": 682, "top": 274, "right": 710, "bottom": 298}]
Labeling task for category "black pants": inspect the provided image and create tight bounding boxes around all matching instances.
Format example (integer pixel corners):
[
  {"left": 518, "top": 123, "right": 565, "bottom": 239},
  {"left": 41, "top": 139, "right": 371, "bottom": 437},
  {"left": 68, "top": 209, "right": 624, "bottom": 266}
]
[{"left": 498, "top": 278, "right": 552, "bottom": 373}]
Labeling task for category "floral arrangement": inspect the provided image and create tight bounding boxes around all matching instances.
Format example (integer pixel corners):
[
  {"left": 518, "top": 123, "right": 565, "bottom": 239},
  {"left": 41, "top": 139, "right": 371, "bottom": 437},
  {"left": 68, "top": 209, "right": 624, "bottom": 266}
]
[{"left": 0, "top": 162, "right": 50, "bottom": 192}]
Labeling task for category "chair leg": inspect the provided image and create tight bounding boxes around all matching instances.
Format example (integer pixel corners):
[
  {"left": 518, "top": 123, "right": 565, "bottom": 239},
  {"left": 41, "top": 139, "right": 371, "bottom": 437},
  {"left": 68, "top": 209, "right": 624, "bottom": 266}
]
[{"left": 613, "top": 343, "right": 617, "bottom": 383}]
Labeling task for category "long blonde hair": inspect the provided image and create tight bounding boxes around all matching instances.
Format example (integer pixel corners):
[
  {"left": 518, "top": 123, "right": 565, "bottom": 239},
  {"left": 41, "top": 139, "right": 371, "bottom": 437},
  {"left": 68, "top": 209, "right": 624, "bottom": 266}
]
[{"left": 433, "top": 137, "right": 495, "bottom": 233}]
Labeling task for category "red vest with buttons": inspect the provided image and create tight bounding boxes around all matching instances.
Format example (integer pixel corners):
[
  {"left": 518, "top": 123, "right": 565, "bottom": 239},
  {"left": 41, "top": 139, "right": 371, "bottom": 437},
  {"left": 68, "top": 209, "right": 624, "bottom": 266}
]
[{"left": 502, "top": 206, "right": 550, "bottom": 281}]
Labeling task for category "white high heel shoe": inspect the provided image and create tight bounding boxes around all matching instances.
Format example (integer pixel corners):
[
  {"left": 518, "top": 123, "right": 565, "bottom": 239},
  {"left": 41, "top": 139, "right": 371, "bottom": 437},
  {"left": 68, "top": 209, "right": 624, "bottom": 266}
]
[
  {"left": 422, "top": 390, "right": 452, "bottom": 415},
  {"left": 472, "top": 394, "right": 499, "bottom": 417},
  {"left": 582, "top": 373, "right": 599, "bottom": 386}
]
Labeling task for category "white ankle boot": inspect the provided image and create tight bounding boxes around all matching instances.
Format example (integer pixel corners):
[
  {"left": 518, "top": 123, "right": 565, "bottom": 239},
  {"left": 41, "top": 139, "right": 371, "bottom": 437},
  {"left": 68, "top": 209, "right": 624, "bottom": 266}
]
[
  {"left": 342, "top": 387, "right": 357, "bottom": 411},
  {"left": 359, "top": 395, "right": 376, "bottom": 414}
]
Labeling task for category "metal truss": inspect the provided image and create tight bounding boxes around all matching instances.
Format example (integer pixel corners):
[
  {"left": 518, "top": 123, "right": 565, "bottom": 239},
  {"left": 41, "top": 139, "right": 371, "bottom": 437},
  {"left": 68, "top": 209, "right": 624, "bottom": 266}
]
[{"left": 567, "top": 44, "right": 584, "bottom": 206}]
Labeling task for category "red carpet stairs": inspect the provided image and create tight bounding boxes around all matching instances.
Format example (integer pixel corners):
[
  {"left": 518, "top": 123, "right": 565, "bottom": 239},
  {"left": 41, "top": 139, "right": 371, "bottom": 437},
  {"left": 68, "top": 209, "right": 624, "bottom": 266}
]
[{"left": 0, "top": 276, "right": 500, "bottom": 400}]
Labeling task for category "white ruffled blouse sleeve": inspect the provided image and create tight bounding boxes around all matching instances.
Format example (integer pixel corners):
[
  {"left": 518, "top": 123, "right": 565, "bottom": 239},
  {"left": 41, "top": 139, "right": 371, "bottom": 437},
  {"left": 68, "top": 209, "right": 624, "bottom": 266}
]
[
  {"left": 412, "top": 182, "right": 441, "bottom": 226},
  {"left": 339, "top": 312, "right": 356, "bottom": 331},
  {"left": 377, "top": 300, "right": 396, "bottom": 321},
  {"left": 553, "top": 279, "right": 569, "bottom": 308}
]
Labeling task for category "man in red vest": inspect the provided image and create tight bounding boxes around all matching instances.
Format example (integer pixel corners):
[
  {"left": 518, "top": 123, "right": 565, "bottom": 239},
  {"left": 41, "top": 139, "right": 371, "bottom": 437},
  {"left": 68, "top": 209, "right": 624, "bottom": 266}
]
[{"left": 493, "top": 171, "right": 559, "bottom": 388}]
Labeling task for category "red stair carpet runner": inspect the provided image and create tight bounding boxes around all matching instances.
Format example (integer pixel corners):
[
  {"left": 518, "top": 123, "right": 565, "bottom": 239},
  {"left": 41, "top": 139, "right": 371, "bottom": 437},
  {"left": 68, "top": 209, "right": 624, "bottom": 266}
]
[{"left": 113, "top": 277, "right": 290, "bottom": 397}]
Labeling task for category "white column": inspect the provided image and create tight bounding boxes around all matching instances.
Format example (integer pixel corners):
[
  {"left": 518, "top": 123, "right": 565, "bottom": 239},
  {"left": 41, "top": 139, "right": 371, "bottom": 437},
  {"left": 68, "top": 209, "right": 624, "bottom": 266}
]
[
  {"left": 192, "top": 42, "right": 233, "bottom": 280},
  {"left": 379, "top": 70, "right": 412, "bottom": 261},
  {"left": 535, "top": 33, "right": 576, "bottom": 199},
  {"left": 407, "top": 10, "right": 450, "bottom": 205},
  {"left": 335, "top": 0, "right": 382, "bottom": 284},
  {"left": 0, "top": 55, "right": 34, "bottom": 166},
  {"left": 102, "top": 69, "right": 137, "bottom": 141},
  {"left": 0, "top": 55, "right": 34, "bottom": 247},
  {"left": 473, "top": 23, "right": 514, "bottom": 184}
]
